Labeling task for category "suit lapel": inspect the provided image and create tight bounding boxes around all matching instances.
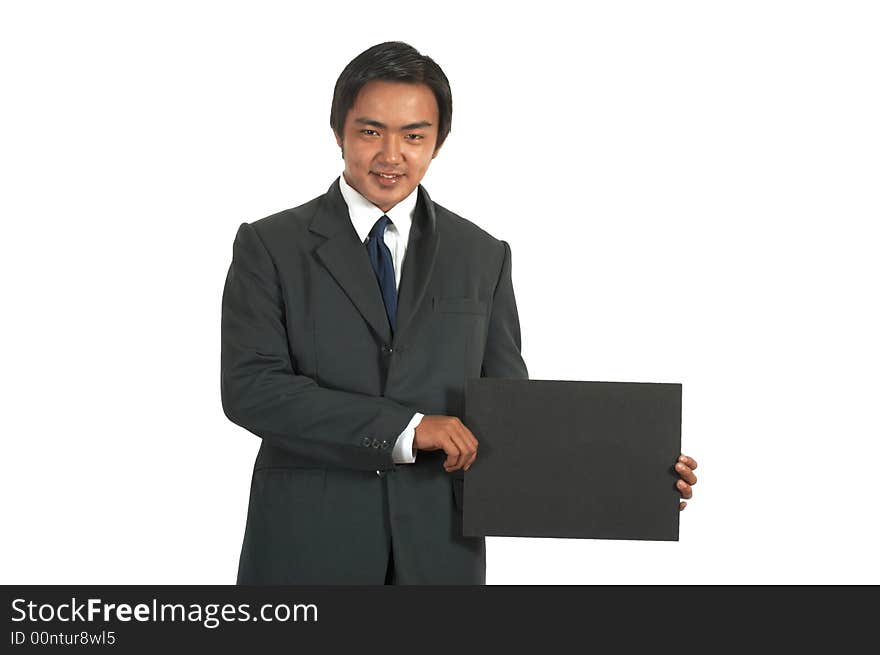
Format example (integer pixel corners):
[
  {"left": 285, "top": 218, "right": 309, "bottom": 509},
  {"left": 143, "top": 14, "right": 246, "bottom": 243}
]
[
  {"left": 309, "top": 178, "right": 440, "bottom": 348},
  {"left": 311, "top": 179, "right": 392, "bottom": 344},
  {"left": 394, "top": 185, "right": 440, "bottom": 346}
]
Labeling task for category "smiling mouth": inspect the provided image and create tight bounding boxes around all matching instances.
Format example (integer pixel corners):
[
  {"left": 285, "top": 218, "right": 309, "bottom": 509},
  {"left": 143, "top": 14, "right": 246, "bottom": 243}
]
[{"left": 371, "top": 171, "right": 405, "bottom": 179}]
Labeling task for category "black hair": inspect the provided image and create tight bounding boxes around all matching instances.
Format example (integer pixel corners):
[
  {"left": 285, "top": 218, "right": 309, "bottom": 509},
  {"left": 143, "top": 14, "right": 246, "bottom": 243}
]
[{"left": 330, "top": 41, "right": 452, "bottom": 151}]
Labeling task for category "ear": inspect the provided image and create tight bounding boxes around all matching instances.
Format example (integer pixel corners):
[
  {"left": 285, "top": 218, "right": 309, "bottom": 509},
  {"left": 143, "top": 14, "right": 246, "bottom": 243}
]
[
  {"left": 431, "top": 143, "right": 442, "bottom": 160},
  {"left": 333, "top": 130, "right": 345, "bottom": 159}
]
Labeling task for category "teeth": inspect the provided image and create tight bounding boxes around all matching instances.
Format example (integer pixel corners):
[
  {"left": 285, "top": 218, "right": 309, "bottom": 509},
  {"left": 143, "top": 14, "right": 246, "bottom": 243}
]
[{"left": 377, "top": 173, "right": 399, "bottom": 179}]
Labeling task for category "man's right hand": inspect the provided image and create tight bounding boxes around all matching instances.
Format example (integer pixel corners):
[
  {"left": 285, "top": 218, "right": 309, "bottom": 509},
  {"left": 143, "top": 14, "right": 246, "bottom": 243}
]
[{"left": 413, "top": 415, "right": 478, "bottom": 473}]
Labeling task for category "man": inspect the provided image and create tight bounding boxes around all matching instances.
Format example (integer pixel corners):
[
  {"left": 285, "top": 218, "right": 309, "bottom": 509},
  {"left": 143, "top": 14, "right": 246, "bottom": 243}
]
[{"left": 221, "top": 41, "right": 698, "bottom": 585}]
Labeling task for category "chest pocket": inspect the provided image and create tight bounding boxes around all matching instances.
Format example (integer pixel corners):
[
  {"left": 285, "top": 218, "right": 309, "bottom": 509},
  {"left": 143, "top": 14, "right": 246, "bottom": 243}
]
[
  {"left": 431, "top": 295, "right": 489, "bottom": 382},
  {"left": 434, "top": 296, "right": 488, "bottom": 315}
]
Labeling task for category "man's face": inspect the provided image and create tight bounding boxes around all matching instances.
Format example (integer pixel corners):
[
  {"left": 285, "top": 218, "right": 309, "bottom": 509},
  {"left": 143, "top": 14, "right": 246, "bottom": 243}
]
[{"left": 335, "top": 80, "right": 441, "bottom": 212}]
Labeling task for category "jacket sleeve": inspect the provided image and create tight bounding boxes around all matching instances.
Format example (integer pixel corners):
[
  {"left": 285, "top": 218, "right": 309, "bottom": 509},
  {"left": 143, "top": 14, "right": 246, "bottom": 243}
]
[
  {"left": 481, "top": 240, "right": 529, "bottom": 380},
  {"left": 220, "top": 222, "right": 415, "bottom": 471}
]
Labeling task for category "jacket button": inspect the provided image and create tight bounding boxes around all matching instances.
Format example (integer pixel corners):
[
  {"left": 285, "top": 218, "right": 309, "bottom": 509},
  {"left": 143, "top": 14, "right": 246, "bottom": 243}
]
[
  {"left": 372, "top": 439, "right": 380, "bottom": 448},
  {"left": 362, "top": 437, "right": 371, "bottom": 447},
  {"left": 376, "top": 470, "right": 386, "bottom": 477},
  {"left": 380, "top": 440, "right": 388, "bottom": 449},
  {"left": 381, "top": 345, "right": 394, "bottom": 355}
]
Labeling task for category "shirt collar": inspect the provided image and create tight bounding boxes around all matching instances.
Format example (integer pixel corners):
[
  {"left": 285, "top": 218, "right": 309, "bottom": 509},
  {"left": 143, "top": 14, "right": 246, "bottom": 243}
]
[{"left": 338, "top": 172, "right": 416, "bottom": 246}]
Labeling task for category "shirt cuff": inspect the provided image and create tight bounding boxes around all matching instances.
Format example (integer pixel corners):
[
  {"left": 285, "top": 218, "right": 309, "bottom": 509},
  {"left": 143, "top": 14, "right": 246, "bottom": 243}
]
[{"left": 392, "top": 412, "right": 424, "bottom": 464}]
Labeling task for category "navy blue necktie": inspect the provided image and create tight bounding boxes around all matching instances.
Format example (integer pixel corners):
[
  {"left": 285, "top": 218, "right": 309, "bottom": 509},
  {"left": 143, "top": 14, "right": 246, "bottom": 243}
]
[{"left": 366, "top": 215, "right": 397, "bottom": 334}]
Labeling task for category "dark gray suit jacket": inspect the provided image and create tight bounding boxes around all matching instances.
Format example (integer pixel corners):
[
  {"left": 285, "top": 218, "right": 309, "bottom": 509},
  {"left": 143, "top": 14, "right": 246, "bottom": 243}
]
[{"left": 221, "top": 178, "right": 528, "bottom": 584}]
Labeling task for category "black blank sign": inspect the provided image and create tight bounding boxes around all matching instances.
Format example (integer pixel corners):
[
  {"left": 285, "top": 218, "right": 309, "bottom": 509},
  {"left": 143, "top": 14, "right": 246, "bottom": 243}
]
[{"left": 463, "top": 379, "right": 682, "bottom": 541}]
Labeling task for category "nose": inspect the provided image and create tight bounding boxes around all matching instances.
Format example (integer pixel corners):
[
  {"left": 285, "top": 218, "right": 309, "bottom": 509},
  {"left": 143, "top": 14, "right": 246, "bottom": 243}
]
[{"left": 380, "top": 134, "right": 403, "bottom": 164}]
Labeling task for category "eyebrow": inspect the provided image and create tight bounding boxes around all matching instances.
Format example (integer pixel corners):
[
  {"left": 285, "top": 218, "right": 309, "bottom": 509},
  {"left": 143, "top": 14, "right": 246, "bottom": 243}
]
[{"left": 354, "top": 117, "right": 433, "bottom": 131}]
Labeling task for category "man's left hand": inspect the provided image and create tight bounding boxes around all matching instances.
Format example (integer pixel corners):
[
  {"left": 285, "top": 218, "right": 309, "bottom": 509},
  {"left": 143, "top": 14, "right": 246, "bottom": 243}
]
[{"left": 676, "top": 454, "right": 698, "bottom": 511}]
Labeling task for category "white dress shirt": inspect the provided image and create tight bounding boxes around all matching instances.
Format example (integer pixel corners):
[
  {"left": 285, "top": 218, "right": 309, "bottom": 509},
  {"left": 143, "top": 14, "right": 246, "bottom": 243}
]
[{"left": 338, "top": 173, "right": 424, "bottom": 464}]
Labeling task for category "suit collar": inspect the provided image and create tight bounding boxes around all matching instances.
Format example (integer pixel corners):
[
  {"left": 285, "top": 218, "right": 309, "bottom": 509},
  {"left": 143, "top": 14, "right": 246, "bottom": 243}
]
[
  {"left": 338, "top": 172, "right": 417, "bottom": 248},
  {"left": 309, "top": 177, "right": 439, "bottom": 347}
]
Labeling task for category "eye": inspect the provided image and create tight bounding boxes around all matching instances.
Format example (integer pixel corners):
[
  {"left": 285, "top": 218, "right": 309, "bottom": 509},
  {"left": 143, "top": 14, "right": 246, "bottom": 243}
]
[
  {"left": 405, "top": 134, "right": 424, "bottom": 141},
  {"left": 360, "top": 129, "right": 379, "bottom": 136}
]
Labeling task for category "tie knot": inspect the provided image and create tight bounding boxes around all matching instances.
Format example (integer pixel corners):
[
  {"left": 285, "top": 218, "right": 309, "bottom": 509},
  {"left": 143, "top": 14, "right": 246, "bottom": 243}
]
[{"left": 369, "top": 215, "right": 392, "bottom": 240}]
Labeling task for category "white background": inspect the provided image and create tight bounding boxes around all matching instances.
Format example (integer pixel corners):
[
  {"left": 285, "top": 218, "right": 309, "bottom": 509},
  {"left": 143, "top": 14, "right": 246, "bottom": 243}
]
[{"left": 2, "top": 1, "right": 878, "bottom": 584}]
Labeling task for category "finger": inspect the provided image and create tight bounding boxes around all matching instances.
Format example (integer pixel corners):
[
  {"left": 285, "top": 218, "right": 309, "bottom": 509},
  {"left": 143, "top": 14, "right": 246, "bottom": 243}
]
[
  {"left": 676, "top": 480, "right": 693, "bottom": 499},
  {"left": 459, "top": 425, "right": 479, "bottom": 471},
  {"left": 444, "top": 430, "right": 473, "bottom": 471},
  {"left": 456, "top": 422, "right": 478, "bottom": 452},
  {"left": 443, "top": 436, "right": 462, "bottom": 470},
  {"left": 675, "top": 461, "right": 697, "bottom": 485},
  {"left": 458, "top": 436, "right": 478, "bottom": 471},
  {"left": 464, "top": 444, "right": 478, "bottom": 471},
  {"left": 678, "top": 454, "right": 698, "bottom": 470},
  {"left": 464, "top": 442, "right": 478, "bottom": 471},
  {"left": 447, "top": 425, "right": 476, "bottom": 472},
  {"left": 679, "top": 501, "right": 687, "bottom": 511}
]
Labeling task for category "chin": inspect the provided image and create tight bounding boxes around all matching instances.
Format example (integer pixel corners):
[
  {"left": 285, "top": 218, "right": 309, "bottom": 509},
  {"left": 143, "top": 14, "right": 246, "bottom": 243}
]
[{"left": 374, "top": 187, "right": 409, "bottom": 202}]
